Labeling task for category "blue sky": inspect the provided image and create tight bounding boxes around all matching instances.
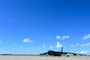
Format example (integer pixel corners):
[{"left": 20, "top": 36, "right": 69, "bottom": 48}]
[{"left": 0, "top": 0, "right": 90, "bottom": 54}]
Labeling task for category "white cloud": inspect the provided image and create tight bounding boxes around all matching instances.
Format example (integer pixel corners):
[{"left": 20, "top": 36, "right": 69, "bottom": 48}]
[
  {"left": 76, "top": 43, "right": 79, "bottom": 46},
  {"left": 62, "top": 35, "right": 70, "bottom": 39},
  {"left": 1, "top": 50, "right": 11, "bottom": 54},
  {"left": 70, "top": 44, "right": 74, "bottom": 47},
  {"left": 56, "top": 35, "right": 70, "bottom": 40},
  {"left": 82, "top": 34, "right": 90, "bottom": 40},
  {"left": 79, "top": 51, "right": 90, "bottom": 54},
  {"left": 22, "top": 50, "right": 30, "bottom": 53},
  {"left": 70, "top": 43, "right": 90, "bottom": 47},
  {"left": 56, "top": 42, "right": 62, "bottom": 48},
  {"left": 23, "top": 38, "right": 32, "bottom": 43},
  {"left": 42, "top": 43, "right": 46, "bottom": 48},
  {"left": 81, "top": 43, "right": 90, "bottom": 47},
  {"left": 56, "top": 35, "right": 62, "bottom": 40},
  {"left": 50, "top": 46, "right": 53, "bottom": 48},
  {"left": 42, "top": 45, "right": 46, "bottom": 48},
  {"left": 70, "top": 43, "right": 80, "bottom": 47}
]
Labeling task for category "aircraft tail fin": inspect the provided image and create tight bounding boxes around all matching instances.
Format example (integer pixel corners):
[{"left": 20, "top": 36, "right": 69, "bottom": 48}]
[{"left": 61, "top": 47, "right": 63, "bottom": 52}]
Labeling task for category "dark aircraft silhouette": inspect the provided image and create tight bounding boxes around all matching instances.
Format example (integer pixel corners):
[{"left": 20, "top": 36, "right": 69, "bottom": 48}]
[{"left": 40, "top": 47, "right": 86, "bottom": 56}]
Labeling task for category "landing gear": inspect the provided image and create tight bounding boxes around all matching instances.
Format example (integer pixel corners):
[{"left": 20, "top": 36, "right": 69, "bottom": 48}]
[{"left": 67, "top": 55, "right": 69, "bottom": 57}]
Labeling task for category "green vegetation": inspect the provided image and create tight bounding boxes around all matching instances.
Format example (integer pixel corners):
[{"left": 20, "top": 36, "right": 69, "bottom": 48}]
[
  {"left": 0, "top": 54, "right": 40, "bottom": 56},
  {"left": 0, "top": 54, "right": 12, "bottom": 55}
]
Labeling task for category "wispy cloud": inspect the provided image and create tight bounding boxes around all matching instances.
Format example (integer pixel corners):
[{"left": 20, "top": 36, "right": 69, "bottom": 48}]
[
  {"left": 81, "top": 43, "right": 90, "bottom": 47},
  {"left": 70, "top": 43, "right": 90, "bottom": 47},
  {"left": 23, "top": 38, "right": 32, "bottom": 43},
  {"left": 42, "top": 45, "right": 46, "bottom": 48},
  {"left": 49, "top": 42, "right": 63, "bottom": 49},
  {"left": 42, "top": 43, "right": 46, "bottom": 48},
  {"left": 56, "top": 42, "right": 62, "bottom": 48},
  {"left": 70, "top": 44, "right": 74, "bottom": 47},
  {"left": 79, "top": 51, "right": 90, "bottom": 54},
  {"left": 56, "top": 35, "right": 61, "bottom": 40},
  {"left": 38, "top": 43, "right": 46, "bottom": 48},
  {"left": 50, "top": 46, "right": 53, "bottom": 49},
  {"left": 82, "top": 34, "right": 90, "bottom": 40},
  {"left": 70, "top": 43, "right": 79, "bottom": 47},
  {"left": 22, "top": 50, "right": 30, "bottom": 53},
  {"left": 56, "top": 35, "right": 70, "bottom": 40},
  {"left": 38, "top": 43, "right": 46, "bottom": 49}
]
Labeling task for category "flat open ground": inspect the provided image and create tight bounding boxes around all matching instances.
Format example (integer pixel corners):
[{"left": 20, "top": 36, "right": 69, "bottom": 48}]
[{"left": 0, "top": 56, "right": 90, "bottom": 60}]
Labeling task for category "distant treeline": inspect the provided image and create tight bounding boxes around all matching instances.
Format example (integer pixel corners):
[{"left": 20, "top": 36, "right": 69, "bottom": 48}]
[
  {"left": 0, "top": 54, "right": 12, "bottom": 55},
  {"left": 0, "top": 54, "right": 39, "bottom": 56}
]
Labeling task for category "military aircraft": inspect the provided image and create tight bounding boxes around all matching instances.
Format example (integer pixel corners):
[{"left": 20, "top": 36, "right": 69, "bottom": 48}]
[{"left": 40, "top": 47, "right": 86, "bottom": 56}]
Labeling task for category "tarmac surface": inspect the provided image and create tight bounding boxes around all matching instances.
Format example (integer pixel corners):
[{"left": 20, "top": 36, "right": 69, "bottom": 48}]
[{"left": 0, "top": 56, "right": 90, "bottom": 60}]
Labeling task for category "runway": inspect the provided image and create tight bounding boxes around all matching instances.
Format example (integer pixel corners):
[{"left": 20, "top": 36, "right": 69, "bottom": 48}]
[{"left": 0, "top": 56, "right": 90, "bottom": 60}]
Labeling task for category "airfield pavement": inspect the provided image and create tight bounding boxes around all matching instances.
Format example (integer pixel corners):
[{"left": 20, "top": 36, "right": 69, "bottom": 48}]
[{"left": 0, "top": 56, "right": 90, "bottom": 60}]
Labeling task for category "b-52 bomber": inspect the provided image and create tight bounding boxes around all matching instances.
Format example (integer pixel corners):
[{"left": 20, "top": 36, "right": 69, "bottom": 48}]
[{"left": 40, "top": 47, "right": 86, "bottom": 56}]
